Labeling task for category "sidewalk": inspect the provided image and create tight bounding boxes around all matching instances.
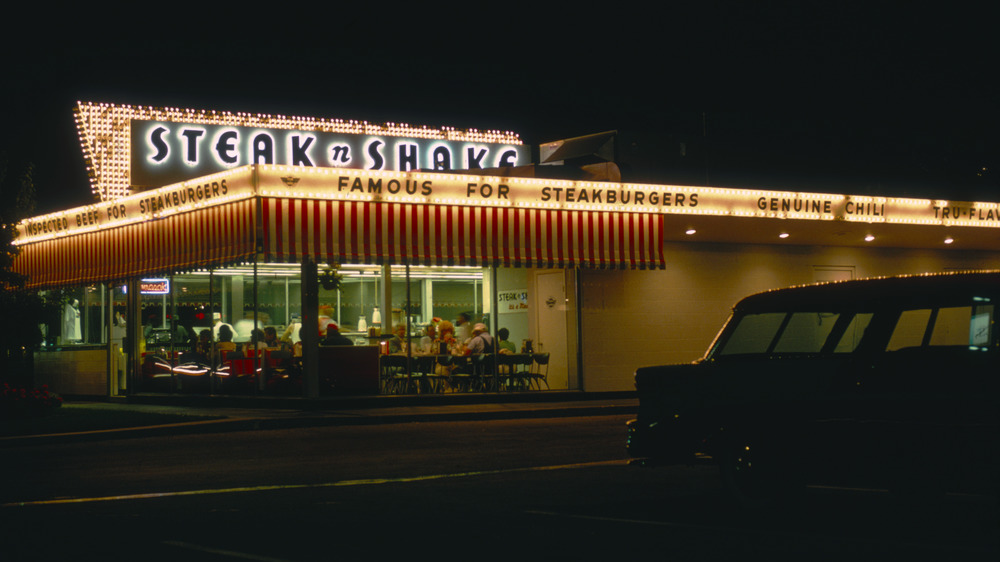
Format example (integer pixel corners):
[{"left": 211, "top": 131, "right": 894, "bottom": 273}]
[{"left": 1, "top": 391, "right": 638, "bottom": 447}]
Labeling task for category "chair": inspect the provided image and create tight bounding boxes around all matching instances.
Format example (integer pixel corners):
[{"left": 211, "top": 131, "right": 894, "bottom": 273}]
[
  {"left": 448, "top": 355, "right": 475, "bottom": 392},
  {"left": 529, "top": 353, "right": 550, "bottom": 390},
  {"left": 211, "top": 349, "right": 236, "bottom": 390},
  {"left": 414, "top": 355, "right": 443, "bottom": 393},
  {"left": 515, "top": 353, "right": 534, "bottom": 391},
  {"left": 221, "top": 349, "right": 244, "bottom": 360},
  {"left": 264, "top": 349, "right": 297, "bottom": 395},
  {"left": 220, "top": 350, "right": 257, "bottom": 393},
  {"left": 432, "top": 354, "right": 457, "bottom": 392},
  {"left": 497, "top": 353, "right": 531, "bottom": 391},
  {"left": 471, "top": 354, "right": 495, "bottom": 392},
  {"left": 264, "top": 349, "right": 291, "bottom": 370},
  {"left": 380, "top": 354, "right": 410, "bottom": 394}
]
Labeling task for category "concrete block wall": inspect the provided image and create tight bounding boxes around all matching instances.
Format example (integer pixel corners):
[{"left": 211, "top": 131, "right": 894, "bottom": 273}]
[{"left": 34, "top": 348, "right": 108, "bottom": 396}]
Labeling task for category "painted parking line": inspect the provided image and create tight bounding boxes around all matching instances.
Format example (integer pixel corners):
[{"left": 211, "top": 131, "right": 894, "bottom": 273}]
[{"left": 2, "top": 460, "right": 624, "bottom": 508}]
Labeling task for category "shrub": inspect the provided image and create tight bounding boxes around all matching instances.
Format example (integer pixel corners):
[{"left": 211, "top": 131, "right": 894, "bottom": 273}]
[{"left": 0, "top": 383, "right": 63, "bottom": 418}]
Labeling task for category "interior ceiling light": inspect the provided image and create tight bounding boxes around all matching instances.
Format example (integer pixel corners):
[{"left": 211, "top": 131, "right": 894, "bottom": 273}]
[
  {"left": 685, "top": 228, "right": 697, "bottom": 235},
  {"left": 864, "top": 234, "right": 875, "bottom": 242},
  {"left": 944, "top": 237, "right": 954, "bottom": 244},
  {"left": 778, "top": 232, "right": 790, "bottom": 239}
]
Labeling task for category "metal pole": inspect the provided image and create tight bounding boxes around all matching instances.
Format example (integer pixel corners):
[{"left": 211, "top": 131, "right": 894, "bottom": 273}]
[
  {"left": 301, "top": 258, "right": 319, "bottom": 398},
  {"left": 254, "top": 256, "right": 261, "bottom": 392}
]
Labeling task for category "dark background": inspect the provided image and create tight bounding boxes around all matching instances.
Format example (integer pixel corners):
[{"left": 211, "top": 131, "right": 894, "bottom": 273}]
[{"left": 2, "top": 4, "right": 997, "bottom": 215}]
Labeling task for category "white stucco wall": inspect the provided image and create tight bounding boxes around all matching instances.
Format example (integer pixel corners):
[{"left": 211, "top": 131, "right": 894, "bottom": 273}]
[{"left": 579, "top": 242, "right": 1000, "bottom": 391}]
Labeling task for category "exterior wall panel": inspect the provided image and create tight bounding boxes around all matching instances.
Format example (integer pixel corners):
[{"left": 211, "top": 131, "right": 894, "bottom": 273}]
[{"left": 581, "top": 242, "right": 1000, "bottom": 392}]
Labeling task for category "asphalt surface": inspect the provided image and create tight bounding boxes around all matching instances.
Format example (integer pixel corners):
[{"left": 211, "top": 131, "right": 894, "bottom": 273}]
[{"left": 1, "top": 391, "right": 638, "bottom": 447}]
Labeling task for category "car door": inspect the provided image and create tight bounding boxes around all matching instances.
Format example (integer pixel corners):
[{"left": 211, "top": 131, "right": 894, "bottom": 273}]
[{"left": 861, "top": 302, "right": 999, "bottom": 492}]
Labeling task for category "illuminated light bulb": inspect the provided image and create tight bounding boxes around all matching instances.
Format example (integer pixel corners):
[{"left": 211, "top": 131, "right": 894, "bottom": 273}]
[
  {"left": 685, "top": 228, "right": 697, "bottom": 235},
  {"left": 864, "top": 234, "right": 875, "bottom": 242},
  {"left": 778, "top": 232, "right": 790, "bottom": 239},
  {"left": 944, "top": 237, "right": 954, "bottom": 244}
]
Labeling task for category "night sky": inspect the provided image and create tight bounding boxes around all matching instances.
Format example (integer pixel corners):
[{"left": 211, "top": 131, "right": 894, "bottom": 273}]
[{"left": 3, "top": 5, "right": 997, "bottom": 216}]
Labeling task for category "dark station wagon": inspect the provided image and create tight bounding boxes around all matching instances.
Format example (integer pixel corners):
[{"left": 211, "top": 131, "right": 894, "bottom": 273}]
[{"left": 627, "top": 271, "right": 999, "bottom": 502}]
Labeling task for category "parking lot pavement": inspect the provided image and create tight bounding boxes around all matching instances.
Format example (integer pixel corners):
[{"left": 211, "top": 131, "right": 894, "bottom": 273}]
[{"left": 1, "top": 391, "right": 638, "bottom": 446}]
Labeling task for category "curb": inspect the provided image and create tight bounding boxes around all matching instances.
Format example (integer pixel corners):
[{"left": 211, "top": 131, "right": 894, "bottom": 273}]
[
  {"left": 1, "top": 396, "right": 638, "bottom": 447},
  {"left": 116, "top": 390, "right": 637, "bottom": 410}
]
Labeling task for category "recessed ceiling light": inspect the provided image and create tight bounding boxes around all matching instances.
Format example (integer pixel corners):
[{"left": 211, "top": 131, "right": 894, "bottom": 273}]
[
  {"left": 944, "top": 237, "right": 954, "bottom": 244},
  {"left": 778, "top": 232, "right": 790, "bottom": 239},
  {"left": 685, "top": 228, "right": 697, "bottom": 235},
  {"left": 864, "top": 234, "right": 875, "bottom": 242}
]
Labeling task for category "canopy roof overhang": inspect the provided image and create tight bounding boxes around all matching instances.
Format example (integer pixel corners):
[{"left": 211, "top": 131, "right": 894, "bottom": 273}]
[
  {"left": 666, "top": 212, "right": 1000, "bottom": 250},
  {"left": 13, "top": 166, "right": 665, "bottom": 289},
  {"left": 13, "top": 165, "right": 1000, "bottom": 290}
]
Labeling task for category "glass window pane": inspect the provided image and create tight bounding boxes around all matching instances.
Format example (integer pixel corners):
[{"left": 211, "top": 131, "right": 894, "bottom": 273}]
[
  {"left": 833, "top": 312, "right": 873, "bottom": 353},
  {"left": 41, "top": 285, "right": 108, "bottom": 347},
  {"left": 717, "top": 312, "right": 786, "bottom": 356},
  {"left": 774, "top": 312, "right": 840, "bottom": 353},
  {"left": 887, "top": 309, "right": 932, "bottom": 351},
  {"left": 970, "top": 305, "right": 993, "bottom": 347},
  {"left": 929, "top": 306, "right": 973, "bottom": 346}
]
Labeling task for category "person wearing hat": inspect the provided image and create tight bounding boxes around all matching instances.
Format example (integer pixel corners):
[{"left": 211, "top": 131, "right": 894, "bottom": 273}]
[
  {"left": 320, "top": 320, "right": 353, "bottom": 346},
  {"left": 466, "top": 323, "right": 495, "bottom": 355},
  {"left": 211, "top": 312, "right": 237, "bottom": 341}
]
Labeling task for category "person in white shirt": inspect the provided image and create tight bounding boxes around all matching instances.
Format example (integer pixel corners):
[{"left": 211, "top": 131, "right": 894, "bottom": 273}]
[{"left": 212, "top": 312, "right": 237, "bottom": 341}]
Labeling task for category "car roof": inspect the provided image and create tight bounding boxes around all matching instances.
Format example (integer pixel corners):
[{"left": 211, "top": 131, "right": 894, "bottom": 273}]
[{"left": 734, "top": 270, "right": 1000, "bottom": 313}]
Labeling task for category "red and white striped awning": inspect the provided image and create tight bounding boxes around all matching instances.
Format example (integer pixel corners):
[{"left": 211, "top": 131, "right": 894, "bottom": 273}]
[
  {"left": 14, "top": 196, "right": 664, "bottom": 289},
  {"left": 262, "top": 198, "right": 664, "bottom": 269},
  {"left": 14, "top": 199, "right": 256, "bottom": 289}
]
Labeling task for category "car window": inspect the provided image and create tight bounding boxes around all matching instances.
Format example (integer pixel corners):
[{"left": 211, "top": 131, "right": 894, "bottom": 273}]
[
  {"left": 773, "top": 312, "right": 840, "bottom": 354},
  {"left": 887, "top": 304, "right": 995, "bottom": 351},
  {"left": 832, "top": 312, "right": 873, "bottom": 353},
  {"left": 969, "top": 304, "right": 994, "bottom": 348},
  {"left": 716, "top": 312, "right": 786, "bottom": 356},
  {"left": 886, "top": 309, "right": 932, "bottom": 351},
  {"left": 929, "top": 306, "right": 973, "bottom": 346}
]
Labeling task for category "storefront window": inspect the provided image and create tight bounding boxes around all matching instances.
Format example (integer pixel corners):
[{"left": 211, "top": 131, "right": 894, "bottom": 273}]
[
  {"left": 371, "top": 265, "right": 569, "bottom": 392},
  {"left": 37, "top": 284, "right": 109, "bottom": 348},
  {"left": 328, "top": 265, "right": 382, "bottom": 344},
  {"left": 257, "top": 265, "right": 301, "bottom": 340},
  {"left": 388, "top": 265, "right": 487, "bottom": 337},
  {"left": 33, "top": 260, "right": 572, "bottom": 396},
  {"left": 172, "top": 274, "right": 212, "bottom": 351}
]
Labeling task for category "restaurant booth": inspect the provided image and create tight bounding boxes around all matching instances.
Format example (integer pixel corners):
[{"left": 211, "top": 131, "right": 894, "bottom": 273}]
[{"left": 13, "top": 102, "right": 1000, "bottom": 397}]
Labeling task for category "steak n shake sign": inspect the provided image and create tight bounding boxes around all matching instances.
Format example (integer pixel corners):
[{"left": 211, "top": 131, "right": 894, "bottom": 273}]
[
  {"left": 74, "top": 102, "right": 528, "bottom": 202},
  {"left": 131, "top": 121, "right": 529, "bottom": 190}
]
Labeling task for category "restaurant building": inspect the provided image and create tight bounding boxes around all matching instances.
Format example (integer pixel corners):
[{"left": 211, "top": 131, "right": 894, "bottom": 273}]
[{"left": 13, "top": 102, "right": 1000, "bottom": 397}]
